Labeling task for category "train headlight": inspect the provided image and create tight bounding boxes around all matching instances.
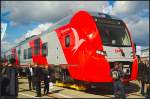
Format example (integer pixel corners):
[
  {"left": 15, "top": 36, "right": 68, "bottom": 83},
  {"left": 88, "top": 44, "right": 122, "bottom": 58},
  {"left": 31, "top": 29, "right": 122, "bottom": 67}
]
[
  {"left": 123, "top": 68, "right": 130, "bottom": 75},
  {"left": 88, "top": 34, "right": 93, "bottom": 39},
  {"left": 123, "top": 65, "right": 130, "bottom": 75},
  {"left": 96, "top": 50, "right": 107, "bottom": 56}
]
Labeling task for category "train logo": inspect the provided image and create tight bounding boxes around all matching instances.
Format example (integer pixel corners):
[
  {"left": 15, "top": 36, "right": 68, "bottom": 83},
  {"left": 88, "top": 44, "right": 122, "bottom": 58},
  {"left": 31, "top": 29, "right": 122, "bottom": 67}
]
[{"left": 71, "top": 27, "right": 85, "bottom": 54}]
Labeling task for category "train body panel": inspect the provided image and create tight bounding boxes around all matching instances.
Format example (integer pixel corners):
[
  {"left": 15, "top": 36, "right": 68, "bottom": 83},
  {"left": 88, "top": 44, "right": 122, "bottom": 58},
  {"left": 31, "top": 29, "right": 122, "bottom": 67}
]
[
  {"left": 20, "top": 42, "right": 32, "bottom": 65},
  {"left": 46, "top": 31, "right": 67, "bottom": 65},
  {"left": 4, "top": 10, "right": 138, "bottom": 83}
]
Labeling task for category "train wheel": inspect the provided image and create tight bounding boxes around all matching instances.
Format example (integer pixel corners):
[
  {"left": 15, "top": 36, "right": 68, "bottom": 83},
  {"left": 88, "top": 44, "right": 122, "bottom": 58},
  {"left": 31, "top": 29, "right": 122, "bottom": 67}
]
[{"left": 54, "top": 67, "right": 87, "bottom": 91}]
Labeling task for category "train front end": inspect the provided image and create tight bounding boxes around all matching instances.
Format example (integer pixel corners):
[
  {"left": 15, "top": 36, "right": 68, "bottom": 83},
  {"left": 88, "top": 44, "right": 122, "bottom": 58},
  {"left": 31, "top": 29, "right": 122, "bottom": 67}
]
[
  {"left": 69, "top": 11, "right": 138, "bottom": 84},
  {"left": 93, "top": 13, "right": 138, "bottom": 83}
]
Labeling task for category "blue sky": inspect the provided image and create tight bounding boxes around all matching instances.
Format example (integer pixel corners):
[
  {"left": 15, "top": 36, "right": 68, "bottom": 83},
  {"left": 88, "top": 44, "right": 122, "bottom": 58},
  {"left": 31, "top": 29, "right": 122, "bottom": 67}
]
[{"left": 1, "top": 1, "right": 149, "bottom": 52}]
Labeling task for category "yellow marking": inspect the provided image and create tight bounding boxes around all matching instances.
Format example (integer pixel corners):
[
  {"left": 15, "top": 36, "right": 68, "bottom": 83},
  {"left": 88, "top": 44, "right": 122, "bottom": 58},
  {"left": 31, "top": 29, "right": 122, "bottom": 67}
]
[{"left": 55, "top": 81, "right": 86, "bottom": 91}]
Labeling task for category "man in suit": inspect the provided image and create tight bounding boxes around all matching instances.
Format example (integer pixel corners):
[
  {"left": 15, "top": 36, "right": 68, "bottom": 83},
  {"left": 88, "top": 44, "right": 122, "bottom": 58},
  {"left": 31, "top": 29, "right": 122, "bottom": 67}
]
[
  {"left": 0, "top": 62, "right": 4, "bottom": 96},
  {"left": 43, "top": 64, "right": 51, "bottom": 95},
  {"left": 144, "top": 60, "right": 150, "bottom": 98},
  {"left": 34, "top": 63, "right": 43, "bottom": 97},
  {"left": 0, "top": 62, "right": 10, "bottom": 96},
  {"left": 26, "top": 63, "right": 35, "bottom": 90}
]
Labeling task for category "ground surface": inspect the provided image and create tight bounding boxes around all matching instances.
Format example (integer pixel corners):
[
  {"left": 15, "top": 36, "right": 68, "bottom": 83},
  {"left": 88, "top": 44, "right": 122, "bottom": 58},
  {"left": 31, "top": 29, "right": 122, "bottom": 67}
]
[{"left": 17, "top": 77, "right": 145, "bottom": 98}]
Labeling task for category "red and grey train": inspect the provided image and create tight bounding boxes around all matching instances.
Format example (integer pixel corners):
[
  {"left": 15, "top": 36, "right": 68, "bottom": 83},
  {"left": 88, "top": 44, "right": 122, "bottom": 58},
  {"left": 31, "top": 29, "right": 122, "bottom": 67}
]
[{"left": 4, "top": 11, "right": 138, "bottom": 85}]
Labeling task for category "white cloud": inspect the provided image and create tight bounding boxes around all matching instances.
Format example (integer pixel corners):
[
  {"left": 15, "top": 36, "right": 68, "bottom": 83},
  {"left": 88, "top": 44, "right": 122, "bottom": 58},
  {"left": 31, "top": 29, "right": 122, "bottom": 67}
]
[
  {"left": 1, "top": 23, "right": 53, "bottom": 52},
  {"left": 128, "top": 18, "right": 149, "bottom": 37},
  {"left": 2, "top": 1, "right": 109, "bottom": 25},
  {"left": 126, "top": 18, "right": 149, "bottom": 46},
  {"left": 110, "top": 1, "right": 149, "bottom": 16},
  {"left": 15, "top": 23, "right": 53, "bottom": 43},
  {"left": 108, "top": 1, "right": 149, "bottom": 46},
  {"left": 70, "top": 1, "right": 109, "bottom": 12},
  {"left": 25, "top": 23, "right": 53, "bottom": 38}
]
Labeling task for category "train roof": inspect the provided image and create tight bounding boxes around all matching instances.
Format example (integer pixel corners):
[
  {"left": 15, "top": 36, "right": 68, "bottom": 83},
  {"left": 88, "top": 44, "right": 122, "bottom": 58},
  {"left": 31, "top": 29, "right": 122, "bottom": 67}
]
[
  {"left": 4, "top": 11, "right": 122, "bottom": 53},
  {"left": 89, "top": 12, "right": 122, "bottom": 20}
]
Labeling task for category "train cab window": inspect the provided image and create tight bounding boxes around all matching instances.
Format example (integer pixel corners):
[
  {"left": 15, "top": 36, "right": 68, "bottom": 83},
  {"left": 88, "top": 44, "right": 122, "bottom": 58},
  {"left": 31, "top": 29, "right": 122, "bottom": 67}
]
[
  {"left": 65, "top": 35, "right": 70, "bottom": 47},
  {"left": 42, "top": 42, "right": 48, "bottom": 56},
  {"left": 34, "top": 38, "right": 40, "bottom": 55},
  {"left": 24, "top": 49, "right": 27, "bottom": 59},
  {"left": 28, "top": 48, "right": 32, "bottom": 59}
]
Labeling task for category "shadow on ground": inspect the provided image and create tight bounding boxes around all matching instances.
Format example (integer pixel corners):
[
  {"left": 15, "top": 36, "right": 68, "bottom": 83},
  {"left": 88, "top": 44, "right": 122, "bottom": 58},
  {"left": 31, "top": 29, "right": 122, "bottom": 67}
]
[
  {"left": 19, "top": 88, "right": 30, "bottom": 92},
  {"left": 85, "top": 82, "right": 140, "bottom": 95},
  {"left": 18, "top": 81, "right": 28, "bottom": 84}
]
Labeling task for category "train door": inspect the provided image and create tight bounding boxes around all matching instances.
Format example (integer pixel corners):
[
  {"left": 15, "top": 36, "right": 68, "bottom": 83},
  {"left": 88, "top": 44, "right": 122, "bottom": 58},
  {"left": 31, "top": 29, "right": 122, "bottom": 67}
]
[
  {"left": 58, "top": 29, "right": 72, "bottom": 82},
  {"left": 59, "top": 28, "right": 74, "bottom": 64},
  {"left": 57, "top": 31, "right": 69, "bottom": 65}
]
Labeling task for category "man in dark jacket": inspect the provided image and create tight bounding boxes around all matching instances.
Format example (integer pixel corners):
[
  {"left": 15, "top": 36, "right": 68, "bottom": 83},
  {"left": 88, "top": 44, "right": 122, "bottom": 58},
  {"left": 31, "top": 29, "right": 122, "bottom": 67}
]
[
  {"left": 137, "top": 56, "right": 147, "bottom": 96},
  {"left": 34, "top": 63, "right": 43, "bottom": 97},
  {"left": 0, "top": 62, "right": 10, "bottom": 96},
  {"left": 26, "top": 63, "right": 35, "bottom": 90},
  {"left": 145, "top": 60, "right": 150, "bottom": 99},
  {"left": 43, "top": 64, "right": 51, "bottom": 95},
  {"left": 0, "top": 62, "right": 3, "bottom": 96},
  {"left": 111, "top": 62, "right": 126, "bottom": 99}
]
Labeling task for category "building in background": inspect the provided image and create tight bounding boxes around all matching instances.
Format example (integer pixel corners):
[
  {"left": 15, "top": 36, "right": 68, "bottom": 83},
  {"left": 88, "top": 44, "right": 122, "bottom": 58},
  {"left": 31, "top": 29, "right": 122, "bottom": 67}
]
[
  {"left": 136, "top": 46, "right": 141, "bottom": 56},
  {"left": 135, "top": 46, "right": 149, "bottom": 62},
  {"left": 141, "top": 48, "right": 149, "bottom": 61}
]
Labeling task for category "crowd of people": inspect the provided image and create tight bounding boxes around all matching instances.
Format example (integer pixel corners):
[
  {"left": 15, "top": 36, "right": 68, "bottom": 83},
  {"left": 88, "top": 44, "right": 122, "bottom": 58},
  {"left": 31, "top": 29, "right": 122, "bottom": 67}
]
[
  {"left": 0, "top": 58, "right": 53, "bottom": 98},
  {"left": 26, "top": 62, "right": 54, "bottom": 97},
  {"left": 0, "top": 57, "right": 150, "bottom": 99}
]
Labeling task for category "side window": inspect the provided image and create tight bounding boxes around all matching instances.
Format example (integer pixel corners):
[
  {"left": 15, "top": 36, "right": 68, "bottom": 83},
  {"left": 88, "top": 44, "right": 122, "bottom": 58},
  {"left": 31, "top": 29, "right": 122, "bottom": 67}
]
[
  {"left": 7, "top": 55, "right": 11, "bottom": 61},
  {"left": 7, "top": 55, "right": 11, "bottom": 63},
  {"left": 24, "top": 49, "right": 27, "bottom": 59},
  {"left": 28, "top": 48, "right": 32, "bottom": 59},
  {"left": 42, "top": 42, "right": 48, "bottom": 56},
  {"left": 34, "top": 38, "right": 40, "bottom": 55},
  {"left": 18, "top": 49, "right": 20, "bottom": 55},
  {"left": 65, "top": 35, "right": 70, "bottom": 47},
  {"left": 12, "top": 49, "right": 16, "bottom": 59}
]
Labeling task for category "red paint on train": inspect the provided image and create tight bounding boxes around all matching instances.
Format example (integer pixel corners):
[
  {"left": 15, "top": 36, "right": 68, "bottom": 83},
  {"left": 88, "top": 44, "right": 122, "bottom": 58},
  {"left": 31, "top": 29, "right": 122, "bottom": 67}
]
[{"left": 29, "top": 39, "right": 48, "bottom": 65}]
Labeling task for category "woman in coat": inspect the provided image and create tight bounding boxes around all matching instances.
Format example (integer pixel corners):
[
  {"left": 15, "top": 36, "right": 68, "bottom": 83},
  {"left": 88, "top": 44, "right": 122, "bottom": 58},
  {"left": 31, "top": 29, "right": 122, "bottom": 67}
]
[{"left": 5, "top": 58, "right": 18, "bottom": 97}]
